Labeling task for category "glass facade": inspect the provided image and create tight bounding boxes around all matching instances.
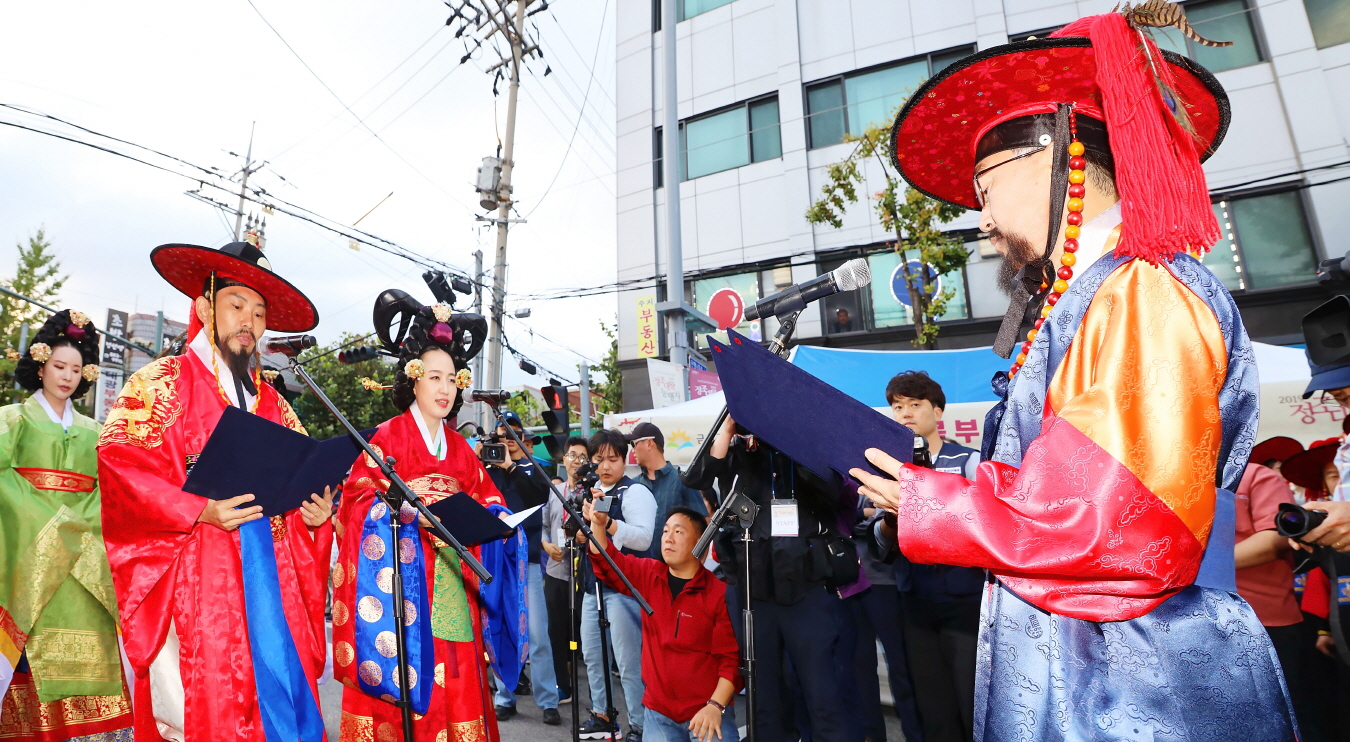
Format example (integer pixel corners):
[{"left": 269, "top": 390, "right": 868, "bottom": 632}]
[
  {"left": 1203, "top": 190, "right": 1319, "bottom": 292},
  {"left": 674, "top": 95, "right": 783, "bottom": 182},
  {"left": 681, "top": 0, "right": 735, "bottom": 21},
  {"left": 1304, "top": 0, "right": 1350, "bottom": 48},
  {"left": 1152, "top": 0, "right": 1262, "bottom": 71},
  {"left": 805, "top": 47, "right": 974, "bottom": 149}
]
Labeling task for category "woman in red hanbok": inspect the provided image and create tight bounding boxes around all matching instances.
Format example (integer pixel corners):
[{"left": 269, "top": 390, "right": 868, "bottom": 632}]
[{"left": 333, "top": 301, "right": 514, "bottom": 742}]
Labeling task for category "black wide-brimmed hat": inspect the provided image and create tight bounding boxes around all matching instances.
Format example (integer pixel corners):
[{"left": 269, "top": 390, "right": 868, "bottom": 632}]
[{"left": 151, "top": 241, "right": 319, "bottom": 332}]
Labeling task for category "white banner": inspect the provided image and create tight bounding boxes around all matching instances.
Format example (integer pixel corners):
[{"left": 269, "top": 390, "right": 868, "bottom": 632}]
[{"left": 646, "top": 358, "right": 686, "bottom": 409}]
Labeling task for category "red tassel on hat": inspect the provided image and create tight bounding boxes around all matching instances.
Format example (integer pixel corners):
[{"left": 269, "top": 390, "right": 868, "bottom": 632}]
[{"left": 1053, "top": 13, "right": 1220, "bottom": 263}]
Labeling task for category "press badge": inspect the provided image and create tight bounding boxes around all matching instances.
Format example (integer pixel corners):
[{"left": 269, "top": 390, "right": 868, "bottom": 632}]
[{"left": 770, "top": 499, "right": 798, "bottom": 537}]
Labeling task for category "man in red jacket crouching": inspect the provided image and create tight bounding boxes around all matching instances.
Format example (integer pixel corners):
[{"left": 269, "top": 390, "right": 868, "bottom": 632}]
[{"left": 584, "top": 497, "right": 743, "bottom": 742}]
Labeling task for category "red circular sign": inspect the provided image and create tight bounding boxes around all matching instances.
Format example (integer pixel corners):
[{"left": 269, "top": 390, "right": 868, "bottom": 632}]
[{"left": 707, "top": 288, "right": 745, "bottom": 330}]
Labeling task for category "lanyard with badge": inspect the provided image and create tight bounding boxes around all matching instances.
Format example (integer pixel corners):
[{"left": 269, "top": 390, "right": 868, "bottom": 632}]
[{"left": 768, "top": 449, "right": 799, "bottom": 538}]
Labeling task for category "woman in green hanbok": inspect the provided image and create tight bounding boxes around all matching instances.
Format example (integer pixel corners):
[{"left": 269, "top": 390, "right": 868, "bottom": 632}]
[{"left": 0, "top": 309, "right": 131, "bottom": 742}]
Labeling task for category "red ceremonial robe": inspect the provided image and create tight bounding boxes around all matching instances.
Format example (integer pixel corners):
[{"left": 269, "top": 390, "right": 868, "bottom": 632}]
[
  {"left": 333, "top": 409, "right": 503, "bottom": 742},
  {"left": 97, "top": 352, "right": 333, "bottom": 742}
]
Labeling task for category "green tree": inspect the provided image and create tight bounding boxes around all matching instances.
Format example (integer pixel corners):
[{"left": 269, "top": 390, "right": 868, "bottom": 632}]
[
  {"left": 504, "top": 389, "right": 544, "bottom": 428},
  {"left": 0, "top": 229, "right": 67, "bottom": 398},
  {"left": 805, "top": 118, "right": 967, "bottom": 348},
  {"left": 589, "top": 319, "right": 623, "bottom": 426},
  {"left": 291, "top": 334, "right": 399, "bottom": 440}
]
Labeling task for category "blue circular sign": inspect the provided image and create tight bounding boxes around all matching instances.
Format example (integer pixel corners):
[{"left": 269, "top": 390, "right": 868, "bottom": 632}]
[{"left": 890, "top": 260, "right": 941, "bottom": 307}]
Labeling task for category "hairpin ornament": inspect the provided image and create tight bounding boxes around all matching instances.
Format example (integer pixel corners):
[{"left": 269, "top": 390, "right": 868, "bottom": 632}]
[
  {"left": 404, "top": 359, "right": 425, "bottom": 380},
  {"left": 455, "top": 368, "right": 473, "bottom": 389},
  {"left": 29, "top": 343, "right": 51, "bottom": 363},
  {"left": 432, "top": 304, "right": 452, "bottom": 323},
  {"left": 361, "top": 377, "right": 393, "bottom": 391},
  {"left": 82, "top": 364, "right": 100, "bottom": 382}
]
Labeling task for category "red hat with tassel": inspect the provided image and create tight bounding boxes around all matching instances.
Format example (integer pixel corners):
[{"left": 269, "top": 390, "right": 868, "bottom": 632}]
[{"left": 889, "top": 2, "right": 1231, "bottom": 265}]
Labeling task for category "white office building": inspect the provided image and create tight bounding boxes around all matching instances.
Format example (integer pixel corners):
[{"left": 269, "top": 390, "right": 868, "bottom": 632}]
[{"left": 612, "top": 0, "right": 1350, "bottom": 409}]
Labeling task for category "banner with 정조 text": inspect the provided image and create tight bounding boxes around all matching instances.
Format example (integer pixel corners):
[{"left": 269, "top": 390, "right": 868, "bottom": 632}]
[
  {"left": 636, "top": 295, "right": 658, "bottom": 359},
  {"left": 647, "top": 358, "right": 686, "bottom": 409}
]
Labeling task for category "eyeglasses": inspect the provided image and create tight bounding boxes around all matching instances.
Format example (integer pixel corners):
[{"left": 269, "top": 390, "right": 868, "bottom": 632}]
[
  {"left": 973, "top": 146, "right": 1049, "bottom": 208},
  {"left": 563, "top": 453, "right": 589, "bottom": 462},
  {"left": 1319, "top": 389, "right": 1350, "bottom": 407}
]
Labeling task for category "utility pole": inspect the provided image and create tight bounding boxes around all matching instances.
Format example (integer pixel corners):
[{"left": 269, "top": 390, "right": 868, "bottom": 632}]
[
  {"left": 484, "top": 0, "right": 528, "bottom": 392},
  {"left": 579, "top": 361, "right": 592, "bottom": 438},
  {"left": 233, "top": 123, "right": 261, "bottom": 241}
]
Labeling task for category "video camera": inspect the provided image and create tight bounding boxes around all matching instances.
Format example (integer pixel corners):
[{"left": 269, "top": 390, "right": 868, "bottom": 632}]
[
  {"left": 563, "top": 463, "right": 604, "bottom": 537},
  {"left": 478, "top": 429, "right": 509, "bottom": 465}
]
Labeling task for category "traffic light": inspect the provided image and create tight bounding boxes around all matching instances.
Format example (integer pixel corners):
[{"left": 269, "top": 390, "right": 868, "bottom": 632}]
[
  {"left": 338, "top": 346, "right": 380, "bottom": 364},
  {"left": 539, "top": 382, "right": 571, "bottom": 460}
]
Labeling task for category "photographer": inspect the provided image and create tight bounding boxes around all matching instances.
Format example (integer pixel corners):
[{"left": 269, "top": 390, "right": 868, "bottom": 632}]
[
  {"left": 1298, "top": 358, "right": 1350, "bottom": 552},
  {"left": 487, "top": 410, "right": 559, "bottom": 724},
  {"left": 575, "top": 429, "right": 657, "bottom": 741},
  {"left": 684, "top": 415, "right": 859, "bottom": 742},
  {"left": 583, "top": 503, "right": 742, "bottom": 742},
  {"left": 541, "top": 435, "right": 592, "bottom": 706}
]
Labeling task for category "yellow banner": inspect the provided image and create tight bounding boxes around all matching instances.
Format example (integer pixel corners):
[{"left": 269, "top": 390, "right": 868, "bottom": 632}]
[{"left": 636, "top": 295, "right": 658, "bottom": 358}]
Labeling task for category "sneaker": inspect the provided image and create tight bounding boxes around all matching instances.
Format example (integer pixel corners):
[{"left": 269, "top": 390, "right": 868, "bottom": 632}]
[
  {"left": 578, "top": 714, "right": 623, "bottom": 740},
  {"left": 558, "top": 690, "right": 573, "bottom": 705},
  {"left": 543, "top": 708, "right": 562, "bottom": 726},
  {"left": 494, "top": 704, "right": 517, "bottom": 722},
  {"left": 628, "top": 725, "right": 642, "bottom": 742}
]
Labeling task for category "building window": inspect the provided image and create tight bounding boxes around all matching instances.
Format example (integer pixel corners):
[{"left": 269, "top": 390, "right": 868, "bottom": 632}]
[
  {"left": 687, "top": 270, "right": 765, "bottom": 345},
  {"left": 654, "top": 127, "right": 664, "bottom": 188},
  {"left": 1204, "top": 190, "right": 1318, "bottom": 292},
  {"left": 1008, "top": 26, "right": 1064, "bottom": 42},
  {"left": 804, "top": 46, "right": 975, "bottom": 149},
  {"left": 1303, "top": 0, "right": 1350, "bottom": 48},
  {"left": 678, "top": 95, "right": 781, "bottom": 181},
  {"left": 681, "top": 0, "right": 735, "bottom": 21},
  {"left": 1152, "top": 0, "right": 1263, "bottom": 72},
  {"left": 819, "top": 249, "right": 971, "bottom": 336}
]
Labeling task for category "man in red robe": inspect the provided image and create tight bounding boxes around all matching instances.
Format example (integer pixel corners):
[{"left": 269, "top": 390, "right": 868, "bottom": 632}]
[{"left": 98, "top": 239, "right": 335, "bottom": 742}]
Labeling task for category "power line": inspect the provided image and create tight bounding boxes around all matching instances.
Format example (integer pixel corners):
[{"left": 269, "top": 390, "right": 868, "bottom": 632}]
[
  {"left": 525, "top": 0, "right": 610, "bottom": 216},
  {"left": 243, "top": 0, "right": 476, "bottom": 215}
]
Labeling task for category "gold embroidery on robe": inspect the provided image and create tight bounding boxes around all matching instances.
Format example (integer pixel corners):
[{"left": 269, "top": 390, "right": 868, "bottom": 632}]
[
  {"left": 277, "top": 395, "right": 307, "bottom": 434},
  {"left": 10, "top": 507, "right": 82, "bottom": 631},
  {"left": 340, "top": 711, "right": 375, "bottom": 742},
  {"left": 22, "top": 628, "right": 120, "bottom": 683},
  {"left": 97, "top": 357, "right": 184, "bottom": 450},
  {"left": 449, "top": 717, "right": 488, "bottom": 742},
  {"left": 0, "top": 680, "right": 130, "bottom": 735}
]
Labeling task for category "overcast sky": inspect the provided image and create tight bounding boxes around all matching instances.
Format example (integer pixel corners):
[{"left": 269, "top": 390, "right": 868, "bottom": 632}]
[{"left": 0, "top": 0, "right": 617, "bottom": 389}]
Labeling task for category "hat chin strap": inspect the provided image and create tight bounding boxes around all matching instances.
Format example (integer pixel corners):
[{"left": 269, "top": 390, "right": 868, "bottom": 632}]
[{"left": 992, "top": 104, "right": 1073, "bottom": 359}]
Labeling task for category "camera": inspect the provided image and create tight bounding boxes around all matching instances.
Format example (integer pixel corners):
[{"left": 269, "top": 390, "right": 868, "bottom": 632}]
[
  {"left": 1275, "top": 502, "right": 1328, "bottom": 540},
  {"left": 576, "top": 462, "right": 600, "bottom": 493},
  {"left": 478, "top": 430, "right": 508, "bottom": 465}
]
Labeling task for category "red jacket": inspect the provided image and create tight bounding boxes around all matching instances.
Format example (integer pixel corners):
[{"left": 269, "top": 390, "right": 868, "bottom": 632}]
[{"left": 592, "top": 541, "right": 742, "bottom": 723}]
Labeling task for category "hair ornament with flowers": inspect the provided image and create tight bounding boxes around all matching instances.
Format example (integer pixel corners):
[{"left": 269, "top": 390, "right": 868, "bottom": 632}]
[
  {"left": 28, "top": 343, "right": 52, "bottom": 363},
  {"left": 404, "top": 358, "right": 426, "bottom": 380},
  {"left": 455, "top": 368, "right": 472, "bottom": 389},
  {"left": 82, "top": 364, "right": 100, "bottom": 382},
  {"left": 15, "top": 309, "right": 104, "bottom": 397},
  {"left": 361, "top": 376, "right": 393, "bottom": 391},
  {"left": 432, "top": 304, "right": 452, "bottom": 323}
]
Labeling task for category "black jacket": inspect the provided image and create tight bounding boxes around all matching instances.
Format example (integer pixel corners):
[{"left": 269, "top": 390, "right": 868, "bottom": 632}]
[{"left": 684, "top": 441, "right": 849, "bottom": 606}]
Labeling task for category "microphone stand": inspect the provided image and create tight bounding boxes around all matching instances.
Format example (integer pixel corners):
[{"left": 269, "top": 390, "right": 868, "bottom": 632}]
[
  {"left": 565, "top": 522, "right": 582, "bottom": 742},
  {"left": 693, "top": 481, "right": 758, "bottom": 742},
  {"left": 483, "top": 399, "right": 652, "bottom": 614},
  {"left": 289, "top": 358, "right": 490, "bottom": 742}
]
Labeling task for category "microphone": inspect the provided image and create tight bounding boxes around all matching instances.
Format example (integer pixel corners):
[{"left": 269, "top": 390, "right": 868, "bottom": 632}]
[
  {"left": 470, "top": 389, "right": 513, "bottom": 404},
  {"left": 264, "top": 334, "right": 317, "bottom": 356},
  {"left": 745, "top": 258, "right": 871, "bottom": 322}
]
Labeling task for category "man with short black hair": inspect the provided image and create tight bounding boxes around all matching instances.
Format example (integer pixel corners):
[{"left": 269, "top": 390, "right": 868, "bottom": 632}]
[
  {"left": 585, "top": 505, "right": 741, "bottom": 742},
  {"left": 874, "top": 370, "right": 982, "bottom": 742},
  {"left": 629, "top": 422, "right": 707, "bottom": 559},
  {"left": 576, "top": 429, "right": 657, "bottom": 741}
]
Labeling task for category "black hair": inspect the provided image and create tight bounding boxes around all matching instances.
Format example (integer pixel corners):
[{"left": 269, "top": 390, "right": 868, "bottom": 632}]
[
  {"left": 565, "top": 435, "right": 589, "bottom": 451},
  {"left": 15, "top": 309, "right": 102, "bottom": 398},
  {"left": 885, "top": 370, "right": 946, "bottom": 410},
  {"left": 588, "top": 429, "right": 629, "bottom": 460},
  {"left": 666, "top": 506, "right": 708, "bottom": 537},
  {"left": 391, "top": 306, "right": 470, "bottom": 418}
]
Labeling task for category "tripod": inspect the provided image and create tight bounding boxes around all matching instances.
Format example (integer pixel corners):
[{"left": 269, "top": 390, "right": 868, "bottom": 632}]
[
  {"left": 290, "top": 359, "right": 490, "bottom": 742},
  {"left": 693, "top": 483, "right": 759, "bottom": 742},
  {"left": 589, "top": 579, "right": 622, "bottom": 742}
]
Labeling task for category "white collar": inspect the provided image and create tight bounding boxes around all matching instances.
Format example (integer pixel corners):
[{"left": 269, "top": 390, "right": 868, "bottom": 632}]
[
  {"left": 1065, "top": 201, "right": 1122, "bottom": 289},
  {"left": 188, "top": 330, "right": 256, "bottom": 410},
  {"left": 33, "top": 391, "right": 73, "bottom": 431},
  {"left": 410, "top": 403, "right": 448, "bottom": 461}
]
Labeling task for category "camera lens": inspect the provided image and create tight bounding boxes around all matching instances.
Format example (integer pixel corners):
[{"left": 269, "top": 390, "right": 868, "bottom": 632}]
[{"left": 1278, "top": 510, "right": 1308, "bottom": 535}]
